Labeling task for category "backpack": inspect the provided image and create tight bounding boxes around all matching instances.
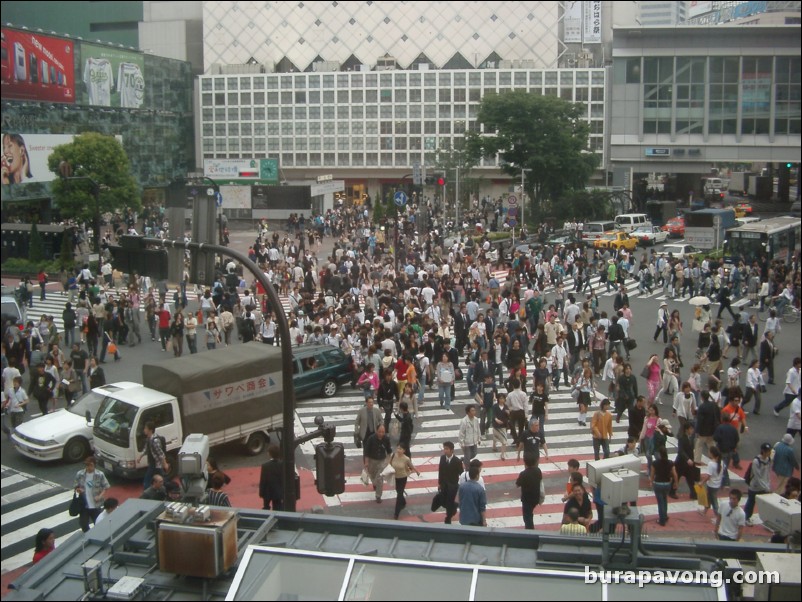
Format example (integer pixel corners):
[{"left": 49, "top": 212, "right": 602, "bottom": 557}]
[
  {"left": 412, "top": 356, "right": 423, "bottom": 380},
  {"left": 743, "top": 458, "right": 756, "bottom": 487}
]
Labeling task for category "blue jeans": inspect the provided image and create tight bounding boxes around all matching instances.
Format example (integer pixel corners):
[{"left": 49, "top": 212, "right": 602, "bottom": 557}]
[
  {"left": 653, "top": 481, "right": 671, "bottom": 523},
  {"left": 744, "top": 488, "right": 766, "bottom": 520},
  {"left": 593, "top": 438, "right": 610, "bottom": 461},
  {"left": 439, "top": 384, "right": 452, "bottom": 409},
  {"left": 707, "top": 485, "right": 720, "bottom": 515},
  {"left": 418, "top": 372, "right": 426, "bottom": 403}
]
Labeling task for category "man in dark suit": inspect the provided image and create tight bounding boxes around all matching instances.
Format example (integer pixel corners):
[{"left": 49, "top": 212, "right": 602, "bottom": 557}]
[
  {"left": 442, "top": 338, "right": 461, "bottom": 399},
  {"left": 453, "top": 303, "right": 471, "bottom": 354},
  {"left": 484, "top": 309, "right": 497, "bottom": 340},
  {"left": 259, "top": 444, "right": 284, "bottom": 510},
  {"left": 438, "top": 440, "right": 463, "bottom": 524},
  {"left": 742, "top": 314, "right": 759, "bottom": 364},
  {"left": 567, "top": 321, "right": 585, "bottom": 373},
  {"left": 473, "top": 349, "right": 494, "bottom": 387}
]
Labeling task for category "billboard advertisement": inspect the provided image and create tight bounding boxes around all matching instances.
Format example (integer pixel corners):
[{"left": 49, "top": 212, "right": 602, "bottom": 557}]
[
  {"left": 1, "top": 133, "right": 77, "bottom": 185},
  {"left": 204, "top": 158, "right": 279, "bottom": 184},
  {"left": 564, "top": 1, "right": 582, "bottom": 43},
  {"left": 0, "top": 28, "right": 76, "bottom": 103},
  {"left": 688, "top": 1, "right": 713, "bottom": 18},
  {"left": 78, "top": 42, "right": 145, "bottom": 108},
  {"left": 583, "top": 0, "right": 602, "bottom": 44}
]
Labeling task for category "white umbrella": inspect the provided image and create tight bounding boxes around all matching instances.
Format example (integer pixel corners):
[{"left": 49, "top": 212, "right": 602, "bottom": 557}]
[{"left": 689, "top": 296, "right": 711, "bottom": 306}]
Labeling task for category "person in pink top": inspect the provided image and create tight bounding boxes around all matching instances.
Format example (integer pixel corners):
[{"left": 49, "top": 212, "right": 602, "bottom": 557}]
[
  {"left": 644, "top": 354, "right": 662, "bottom": 406},
  {"left": 356, "top": 363, "right": 380, "bottom": 400},
  {"left": 640, "top": 404, "right": 661, "bottom": 473}
]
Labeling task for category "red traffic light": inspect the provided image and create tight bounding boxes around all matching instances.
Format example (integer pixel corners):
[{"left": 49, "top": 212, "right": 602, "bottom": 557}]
[{"left": 437, "top": 177, "right": 445, "bottom": 186}]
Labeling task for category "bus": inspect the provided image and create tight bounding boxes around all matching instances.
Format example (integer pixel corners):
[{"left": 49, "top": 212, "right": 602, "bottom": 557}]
[
  {"left": 723, "top": 216, "right": 801, "bottom": 267},
  {"left": 684, "top": 208, "right": 737, "bottom": 251}
]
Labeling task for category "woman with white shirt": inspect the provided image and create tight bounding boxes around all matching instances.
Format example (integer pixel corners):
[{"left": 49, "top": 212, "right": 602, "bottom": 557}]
[
  {"left": 764, "top": 309, "right": 781, "bottom": 340},
  {"left": 742, "top": 359, "right": 765, "bottom": 415}
]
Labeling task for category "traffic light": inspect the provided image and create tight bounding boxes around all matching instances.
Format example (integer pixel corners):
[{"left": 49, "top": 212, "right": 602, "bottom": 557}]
[
  {"left": 436, "top": 174, "right": 446, "bottom": 186},
  {"left": 315, "top": 442, "right": 345, "bottom": 496},
  {"left": 786, "top": 162, "right": 793, "bottom": 169}
]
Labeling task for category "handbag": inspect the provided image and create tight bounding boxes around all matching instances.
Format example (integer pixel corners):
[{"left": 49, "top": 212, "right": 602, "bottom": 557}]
[
  {"left": 107, "top": 342, "right": 118, "bottom": 355},
  {"left": 626, "top": 338, "right": 637, "bottom": 351},
  {"left": 454, "top": 367, "right": 464, "bottom": 381},
  {"left": 360, "top": 468, "right": 371, "bottom": 487},
  {"left": 693, "top": 483, "right": 709, "bottom": 508},
  {"left": 354, "top": 433, "right": 362, "bottom": 449},
  {"left": 760, "top": 384, "right": 767, "bottom": 393},
  {"left": 431, "top": 490, "right": 444, "bottom": 512},
  {"left": 69, "top": 491, "right": 85, "bottom": 516},
  {"left": 640, "top": 365, "right": 650, "bottom": 379},
  {"left": 539, "top": 480, "right": 546, "bottom": 505}
]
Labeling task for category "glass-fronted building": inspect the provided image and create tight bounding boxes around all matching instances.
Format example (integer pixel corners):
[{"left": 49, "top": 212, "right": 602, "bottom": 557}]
[{"left": 609, "top": 25, "right": 801, "bottom": 177}]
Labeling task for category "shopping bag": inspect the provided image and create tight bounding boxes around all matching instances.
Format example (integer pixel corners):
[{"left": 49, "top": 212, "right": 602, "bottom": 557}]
[
  {"left": 381, "top": 462, "right": 395, "bottom": 485},
  {"left": 694, "top": 483, "right": 708, "bottom": 508},
  {"left": 360, "top": 468, "right": 370, "bottom": 487},
  {"left": 107, "top": 342, "right": 118, "bottom": 355},
  {"left": 69, "top": 491, "right": 85, "bottom": 516}
]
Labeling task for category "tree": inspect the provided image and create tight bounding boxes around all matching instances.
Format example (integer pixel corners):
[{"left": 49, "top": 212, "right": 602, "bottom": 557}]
[
  {"left": 57, "top": 229, "right": 75, "bottom": 271},
  {"left": 549, "top": 190, "right": 614, "bottom": 223},
  {"left": 465, "top": 91, "right": 599, "bottom": 222},
  {"left": 29, "top": 223, "right": 45, "bottom": 263},
  {"left": 48, "top": 132, "right": 140, "bottom": 224}
]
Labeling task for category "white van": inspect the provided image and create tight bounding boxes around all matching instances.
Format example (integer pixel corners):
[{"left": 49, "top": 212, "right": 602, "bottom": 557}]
[
  {"left": 582, "top": 220, "right": 617, "bottom": 242},
  {"left": 615, "top": 213, "right": 651, "bottom": 233}
]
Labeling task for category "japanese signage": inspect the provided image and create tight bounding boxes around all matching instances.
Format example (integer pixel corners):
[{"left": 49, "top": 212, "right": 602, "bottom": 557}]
[
  {"left": 78, "top": 42, "right": 145, "bottom": 108},
  {"left": 204, "top": 158, "right": 279, "bottom": 184},
  {"left": 182, "top": 372, "right": 283, "bottom": 415},
  {"left": 1, "top": 28, "right": 76, "bottom": 103},
  {"left": 583, "top": 1, "right": 602, "bottom": 44},
  {"left": 564, "top": 1, "right": 582, "bottom": 43}
]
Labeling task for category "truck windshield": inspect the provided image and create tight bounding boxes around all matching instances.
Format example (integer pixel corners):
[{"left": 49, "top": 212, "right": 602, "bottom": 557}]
[{"left": 93, "top": 397, "right": 138, "bottom": 448}]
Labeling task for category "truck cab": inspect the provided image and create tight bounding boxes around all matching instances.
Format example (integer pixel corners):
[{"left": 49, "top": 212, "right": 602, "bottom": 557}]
[{"left": 92, "top": 387, "right": 180, "bottom": 478}]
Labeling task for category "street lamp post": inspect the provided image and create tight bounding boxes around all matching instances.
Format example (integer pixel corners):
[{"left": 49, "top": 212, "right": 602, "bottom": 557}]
[{"left": 142, "top": 236, "right": 298, "bottom": 511}]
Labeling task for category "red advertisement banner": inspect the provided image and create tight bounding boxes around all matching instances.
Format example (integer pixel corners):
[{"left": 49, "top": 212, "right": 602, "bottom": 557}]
[{"left": 1, "top": 28, "right": 75, "bottom": 103}]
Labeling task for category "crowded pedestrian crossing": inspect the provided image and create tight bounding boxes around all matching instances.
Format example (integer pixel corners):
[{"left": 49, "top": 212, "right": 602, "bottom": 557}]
[{"left": 293, "top": 357, "right": 745, "bottom": 530}]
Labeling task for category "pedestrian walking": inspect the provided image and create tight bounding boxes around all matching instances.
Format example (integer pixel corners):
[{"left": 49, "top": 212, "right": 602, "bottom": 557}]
[
  {"left": 73, "top": 455, "right": 110, "bottom": 532},
  {"left": 515, "top": 454, "right": 543, "bottom": 530},
  {"left": 389, "top": 444, "right": 420, "bottom": 519},
  {"left": 362, "top": 424, "right": 392, "bottom": 503}
]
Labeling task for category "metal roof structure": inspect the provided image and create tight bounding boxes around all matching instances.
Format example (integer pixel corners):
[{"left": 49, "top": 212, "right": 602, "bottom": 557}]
[{"left": 8, "top": 498, "right": 796, "bottom": 601}]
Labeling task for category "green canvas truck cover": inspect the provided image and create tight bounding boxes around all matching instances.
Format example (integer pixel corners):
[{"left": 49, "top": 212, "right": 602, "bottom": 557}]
[{"left": 141, "top": 342, "right": 285, "bottom": 435}]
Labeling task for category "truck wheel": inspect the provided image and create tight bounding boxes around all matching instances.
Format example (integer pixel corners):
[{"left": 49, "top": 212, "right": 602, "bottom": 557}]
[
  {"left": 245, "top": 432, "right": 268, "bottom": 456},
  {"left": 63, "top": 437, "right": 90, "bottom": 463},
  {"left": 322, "top": 378, "right": 338, "bottom": 398}
]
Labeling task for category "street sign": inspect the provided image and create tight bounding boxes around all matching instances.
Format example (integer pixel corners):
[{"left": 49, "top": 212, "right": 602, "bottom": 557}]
[
  {"left": 508, "top": 218, "right": 517, "bottom": 227},
  {"left": 215, "top": 191, "right": 223, "bottom": 207},
  {"left": 412, "top": 163, "right": 422, "bottom": 186},
  {"left": 508, "top": 195, "right": 518, "bottom": 206},
  {"left": 508, "top": 206, "right": 518, "bottom": 217},
  {"left": 394, "top": 191, "right": 408, "bottom": 207}
]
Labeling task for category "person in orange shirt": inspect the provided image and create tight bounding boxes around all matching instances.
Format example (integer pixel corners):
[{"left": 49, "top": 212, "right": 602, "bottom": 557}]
[
  {"left": 591, "top": 398, "right": 614, "bottom": 460},
  {"left": 395, "top": 353, "right": 412, "bottom": 398},
  {"left": 722, "top": 388, "right": 748, "bottom": 468}
]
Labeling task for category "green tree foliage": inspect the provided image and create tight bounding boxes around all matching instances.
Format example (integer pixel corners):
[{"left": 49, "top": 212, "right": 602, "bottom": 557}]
[
  {"left": 47, "top": 132, "right": 140, "bottom": 222},
  {"left": 29, "top": 223, "right": 45, "bottom": 263},
  {"left": 372, "top": 197, "right": 386, "bottom": 224},
  {"left": 549, "top": 189, "right": 614, "bottom": 222},
  {"left": 465, "top": 91, "right": 599, "bottom": 221}
]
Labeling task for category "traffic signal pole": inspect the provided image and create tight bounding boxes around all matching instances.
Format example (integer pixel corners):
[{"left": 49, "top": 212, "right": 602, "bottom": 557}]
[{"left": 140, "top": 237, "right": 298, "bottom": 511}]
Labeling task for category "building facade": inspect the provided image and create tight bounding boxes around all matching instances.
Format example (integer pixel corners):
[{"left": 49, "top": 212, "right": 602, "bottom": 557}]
[{"left": 609, "top": 25, "right": 801, "bottom": 182}]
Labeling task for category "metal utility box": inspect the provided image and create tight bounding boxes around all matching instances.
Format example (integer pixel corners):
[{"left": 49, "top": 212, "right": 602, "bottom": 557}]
[
  {"left": 600, "top": 469, "right": 640, "bottom": 507},
  {"left": 586, "top": 455, "right": 641, "bottom": 487},
  {"left": 754, "top": 552, "right": 800, "bottom": 601},
  {"left": 756, "top": 493, "right": 801, "bottom": 535},
  {"left": 157, "top": 510, "right": 238, "bottom": 578}
]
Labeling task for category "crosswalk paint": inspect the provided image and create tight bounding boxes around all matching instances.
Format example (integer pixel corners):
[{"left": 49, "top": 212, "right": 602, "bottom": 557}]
[{"left": 0, "top": 465, "right": 82, "bottom": 573}]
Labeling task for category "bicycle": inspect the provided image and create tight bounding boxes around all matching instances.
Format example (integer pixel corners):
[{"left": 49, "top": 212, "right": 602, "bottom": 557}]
[{"left": 756, "top": 299, "right": 800, "bottom": 323}]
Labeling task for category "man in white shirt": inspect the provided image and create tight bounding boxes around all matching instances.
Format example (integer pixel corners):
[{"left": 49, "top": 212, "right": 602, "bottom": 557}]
[
  {"left": 715, "top": 490, "right": 746, "bottom": 541},
  {"left": 563, "top": 297, "right": 581, "bottom": 326},
  {"left": 774, "top": 357, "right": 801, "bottom": 417},
  {"left": 420, "top": 285, "right": 436, "bottom": 307}
]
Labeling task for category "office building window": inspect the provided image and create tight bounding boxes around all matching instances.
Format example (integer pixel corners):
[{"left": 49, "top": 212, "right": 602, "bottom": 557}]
[
  {"left": 643, "top": 57, "right": 673, "bottom": 135},
  {"left": 709, "top": 57, "right": 738, "bottom": 135},
  {"left": 775, "top": 56, "right": 801, "bottom": 135},
  {"left": 741, "top": 56, "right": 773, "bottom": 135}
]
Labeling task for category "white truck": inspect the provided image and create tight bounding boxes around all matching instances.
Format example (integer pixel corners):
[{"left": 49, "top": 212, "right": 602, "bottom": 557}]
[
  {"left": 728, "top": 172, "right": 754, "bottom": 196},
  {"left": 91, "top": 343, "right": 284, "bottom": 479}
]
